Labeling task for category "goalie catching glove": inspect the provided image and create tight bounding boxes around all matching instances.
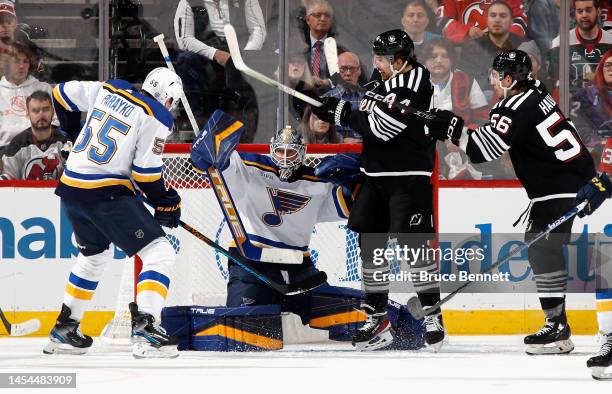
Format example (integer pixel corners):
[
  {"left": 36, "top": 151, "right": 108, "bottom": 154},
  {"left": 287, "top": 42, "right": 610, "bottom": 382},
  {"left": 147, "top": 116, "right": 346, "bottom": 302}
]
[
  {"left": 576, "top": 173, "right": 612, "bottom": 217},
  {"left": 424, "top": 109, "right": 464, "bottom": 145},
  {"left": 311, "top": 97, "right": 352, "bottom": 127},
  {"left": 314, "top": 153, "right": 361, "bottom": 185},
  {"left": 153, "top": 188, "right": 181, "bottom": 228}
]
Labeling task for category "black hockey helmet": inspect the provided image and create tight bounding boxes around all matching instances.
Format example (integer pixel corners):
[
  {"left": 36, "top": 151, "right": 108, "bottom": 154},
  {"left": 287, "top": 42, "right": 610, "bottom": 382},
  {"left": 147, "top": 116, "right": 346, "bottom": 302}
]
[
  {"left": 372, "top": 29, "right": 414, "bottom": 60},
  {"left": 492, "top": 49, "right": 532, "bottom": 84}
]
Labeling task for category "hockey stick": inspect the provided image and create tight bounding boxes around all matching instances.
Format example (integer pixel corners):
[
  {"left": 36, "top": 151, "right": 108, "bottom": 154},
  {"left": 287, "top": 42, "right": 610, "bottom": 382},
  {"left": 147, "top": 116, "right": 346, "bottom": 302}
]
[
  {"left": 153, "top": 34, "right": 200, "bottom": 135},
  {"left": 0, "top": 307, "right": 40, "bottom": 336},
  {"left": 141, "top": 197, "right": 326, "bottom": 295},
  {"left": 153, "top": 35, "right": 303, "bottom": 265},
  {"left": 405, "top": 201, "right": 588, "bottom": 320},
  {"left": 224, "top": 24, "right": 322, "bottom": 108},
  {"left": 323, "top": 37, "right": 434, "bottom": 120}
]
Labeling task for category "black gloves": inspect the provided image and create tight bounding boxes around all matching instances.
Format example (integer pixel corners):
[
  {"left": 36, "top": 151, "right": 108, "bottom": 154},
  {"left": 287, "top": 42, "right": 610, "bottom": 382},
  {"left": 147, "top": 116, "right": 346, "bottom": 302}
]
[
  {"left": 311, "top": 97, "right": 352, "bottom": 127},
  {"left": 576, "top": 173, "right": 612, "bottom": 217},
  {"left": 425, "top": 109, "right": 465, "bottom": 145},
  {"left": 154, "top": 188, "right": 182, "bottom": 228}
]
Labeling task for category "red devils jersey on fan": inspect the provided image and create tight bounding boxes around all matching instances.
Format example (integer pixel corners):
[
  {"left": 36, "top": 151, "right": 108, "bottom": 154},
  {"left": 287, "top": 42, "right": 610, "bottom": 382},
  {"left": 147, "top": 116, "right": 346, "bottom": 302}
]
[
  {"left": 601, "top": 138, "right": 612, "bottom": 173},
  {"left": 463, "top": 81, "right": 595, "bottom": 199},
  {"left": 441, "top": 0, "right": 527, "bottom": 43}
]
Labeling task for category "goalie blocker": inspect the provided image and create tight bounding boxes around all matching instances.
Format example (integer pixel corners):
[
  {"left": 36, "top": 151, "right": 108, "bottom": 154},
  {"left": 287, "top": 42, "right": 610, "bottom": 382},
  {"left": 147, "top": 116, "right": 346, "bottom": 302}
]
[{"left": 161, "top": 286, "right": 425, "bottom": 351}]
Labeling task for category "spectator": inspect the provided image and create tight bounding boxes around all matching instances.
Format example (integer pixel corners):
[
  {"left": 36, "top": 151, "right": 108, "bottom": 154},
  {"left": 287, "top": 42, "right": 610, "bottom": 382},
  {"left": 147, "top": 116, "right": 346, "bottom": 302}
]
[
  {"left": 0, "top": 1, "right": 38, "bottom": 77},
  {"left": 518, "top": 40, "right": 555, "bottom": 92},
  {"left": 285, "top": 49, "right": 319, "bottom": 127},
  {"left": 303, "top": 0, "right": 336, "bottom": 91},
  {"left": 401, "top": 0, "right": 441, "bottom": 57},
  {"left": 602, "top": 0, "right": 611, "bottom": 31},
  {"left": 551, "top": 0, "right": 612, "bottom": 97},
  {"left": 526, "top": 0, "right": 560, "bottom": 54},
  {"left": 0, "top": 43, "right": 54, "bottom": 149},
  {"left": 174, "top": 0, "right": 266, "bottom": 142},
  {"left": 440, "top": 0, "right": 527, "bottom": 43},
  {"left": 572, "top": 50, "right": 612, "bottom": 158},
  {"left": 0, "top": 90, "right": 68, "bottom": 180},
  {"left": 423, "top": 38, "right": 488, "bottom": 128},
  {"left": 322, "top": 51, "right": 363, "bottom": 143},
  {"left": 300, "top": 105, "right": 342, "bottom": 144},
  {"left": 458, "top": 1, "right": 524, "bottom": 101},
  {"left": 422, "top": 38, "right": 489, "bottom": 180}
]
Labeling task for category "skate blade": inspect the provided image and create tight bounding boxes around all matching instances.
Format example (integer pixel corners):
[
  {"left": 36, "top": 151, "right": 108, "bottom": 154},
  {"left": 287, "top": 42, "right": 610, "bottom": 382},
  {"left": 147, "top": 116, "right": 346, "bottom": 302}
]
[
  {"left": 43, "top": 341, "right": 88, "bottom": 355},
  {"left": 352, "top": 330, "right": 394, "bottom": 351},
  {"left": 525, "top": 339, "right": 574, "bottom": 355},
  {"left": 132, "top": 342, "right": 179, "bottom": 359},
  {"left": 590, "top": 366, "right": 612, "bottom": 381},
  {"left": 428, "top": 334, "right": 449, "bottom": 353}
]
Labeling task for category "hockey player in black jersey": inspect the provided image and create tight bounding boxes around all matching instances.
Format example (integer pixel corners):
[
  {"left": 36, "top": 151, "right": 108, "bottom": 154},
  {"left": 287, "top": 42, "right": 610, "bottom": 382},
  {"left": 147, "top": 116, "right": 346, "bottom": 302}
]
[
  {"left": 312, "top": 29, "right": 445, "bottom": 351},
  {"left": 427, "top": 49, "right": 612, "bottom": 355}
]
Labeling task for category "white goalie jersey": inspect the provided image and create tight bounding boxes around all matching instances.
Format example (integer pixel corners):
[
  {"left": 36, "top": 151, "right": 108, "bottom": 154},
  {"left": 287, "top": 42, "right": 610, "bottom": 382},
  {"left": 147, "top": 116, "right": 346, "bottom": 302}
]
[{"left": 218, "top": 151, "right": 351, "bottom": 252}]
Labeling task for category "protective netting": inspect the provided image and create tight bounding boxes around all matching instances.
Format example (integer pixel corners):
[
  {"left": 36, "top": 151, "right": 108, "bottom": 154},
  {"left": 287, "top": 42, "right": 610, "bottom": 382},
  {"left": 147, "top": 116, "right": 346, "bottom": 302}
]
[{"left": 101, "top": 144, "right": 362, "bottom": 342}]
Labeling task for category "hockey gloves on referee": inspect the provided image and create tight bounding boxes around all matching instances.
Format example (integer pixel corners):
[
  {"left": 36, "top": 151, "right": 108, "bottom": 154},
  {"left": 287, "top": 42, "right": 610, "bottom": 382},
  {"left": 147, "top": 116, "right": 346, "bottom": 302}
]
[
  {"left": 311, "top": 97, "right": 352, "bottom": 127},
  {"left": 154, "top": 188, "right": 181, "bottom": 228},
  {"left": 424, "top": 109, "right": 465, "bottom": 145},
  {"left": 576, "top": 173, "right": 612, "bottom": 217}
]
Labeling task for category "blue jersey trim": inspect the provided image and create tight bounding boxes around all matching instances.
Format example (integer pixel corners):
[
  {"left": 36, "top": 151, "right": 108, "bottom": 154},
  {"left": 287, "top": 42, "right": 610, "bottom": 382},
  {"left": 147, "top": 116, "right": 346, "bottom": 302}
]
[
  {"left": 64, "top": 168, "right": 130, "bottom": 180},
  {"left": 59, "top": 83, "right": 79, "bottom": 112},
  {"left": 247, "top": 233, "right": 309, "bottom": 252},
  {"left": 131, "top": 90, "right": 174, "bottom": 130},
  {"left": 132, "top": 164, "right": 163, "bottom": 174}
]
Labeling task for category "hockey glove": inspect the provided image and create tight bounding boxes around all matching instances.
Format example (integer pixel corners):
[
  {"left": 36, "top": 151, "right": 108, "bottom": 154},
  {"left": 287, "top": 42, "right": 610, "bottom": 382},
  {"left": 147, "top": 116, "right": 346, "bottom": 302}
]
[
  {"left": 314, "top": 153, "right": 362, "bottom": 185},
  {"left": 425, "top": 109, "right": 465, "bottom": 145},
  {"left": 311, "top": 97, "right": 352, "bottom": 127},
  {"left": 154, "top": 188, "right": 182, "bottom": 228},
  {"left": 576, "top": 173, "right": 612, "bottom": 217}
]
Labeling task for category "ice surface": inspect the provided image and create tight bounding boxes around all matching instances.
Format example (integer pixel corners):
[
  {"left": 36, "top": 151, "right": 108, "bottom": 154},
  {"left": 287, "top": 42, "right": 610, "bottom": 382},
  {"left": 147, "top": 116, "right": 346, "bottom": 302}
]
[{"left": 0, "top": 336, "right": 607, "bottom": 394}]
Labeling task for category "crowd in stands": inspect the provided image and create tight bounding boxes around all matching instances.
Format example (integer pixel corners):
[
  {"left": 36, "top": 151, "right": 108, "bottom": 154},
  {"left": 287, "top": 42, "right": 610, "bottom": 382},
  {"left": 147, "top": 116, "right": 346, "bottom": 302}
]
[{"left": 0, "top": 0, "right": 610, "bottom": 181}]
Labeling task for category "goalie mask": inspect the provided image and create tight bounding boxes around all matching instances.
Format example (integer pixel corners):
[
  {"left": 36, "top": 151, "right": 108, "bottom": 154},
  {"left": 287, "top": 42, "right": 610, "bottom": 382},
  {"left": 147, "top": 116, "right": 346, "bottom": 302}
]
[{"left": 270, "top": 125, "right": 306, "bottom": 181}]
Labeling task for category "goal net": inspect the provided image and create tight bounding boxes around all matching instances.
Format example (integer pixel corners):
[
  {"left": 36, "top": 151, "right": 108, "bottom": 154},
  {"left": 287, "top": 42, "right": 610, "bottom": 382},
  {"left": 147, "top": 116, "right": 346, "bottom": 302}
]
[{"left": 101, "top": 143, "right": 363, "bottom": 343}]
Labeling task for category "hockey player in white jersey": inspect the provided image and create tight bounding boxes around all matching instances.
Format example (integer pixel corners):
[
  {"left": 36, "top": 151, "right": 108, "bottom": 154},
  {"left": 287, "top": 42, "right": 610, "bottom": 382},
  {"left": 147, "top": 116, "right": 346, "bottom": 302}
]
[
  {"left": 44, "top": 68, "right": 184, "bottom": 359},
  {"left": 188, "top": 110, "right": 425, "bottom": 350}
]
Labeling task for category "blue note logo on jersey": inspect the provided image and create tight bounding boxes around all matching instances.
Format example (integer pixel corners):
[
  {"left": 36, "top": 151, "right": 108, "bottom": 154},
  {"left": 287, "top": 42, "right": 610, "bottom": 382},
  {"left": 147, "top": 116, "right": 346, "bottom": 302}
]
[{"left": 261, "top": 187, "right": 311, "bottom": 227}]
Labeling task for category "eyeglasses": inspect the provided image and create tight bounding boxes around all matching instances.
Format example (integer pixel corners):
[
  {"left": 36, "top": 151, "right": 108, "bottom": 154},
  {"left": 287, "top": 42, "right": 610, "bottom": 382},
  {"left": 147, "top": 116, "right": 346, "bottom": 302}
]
[
  {"left": 603, "top": 63, "right": 612, "bottom": 70},
  {"left": 309, "top": 12, "right": 332, "bottom": 19},
  {"left": 339, "top": 65, "right": 359, "bottom": 73}
]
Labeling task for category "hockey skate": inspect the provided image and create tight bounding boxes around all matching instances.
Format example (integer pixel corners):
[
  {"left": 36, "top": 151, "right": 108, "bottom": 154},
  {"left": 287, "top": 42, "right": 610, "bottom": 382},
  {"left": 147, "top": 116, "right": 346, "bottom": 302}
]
[
  {"left": 130, "top": 302, "right": 179, "bottom": 359},
  {"left": 352, "top": 304, "right": 394, "bottom": 351},
  {"left": 524, "top": 319, "right": 574, "bottom": 355},
  {"left": 424, "top": 312, "right": 447, "bottom": 352},
  {"left": 588, "top": 333, "right": 612, "bottom": 380},
  {"left": 43, "top": 304, "right": 93, "bottom": 355}
]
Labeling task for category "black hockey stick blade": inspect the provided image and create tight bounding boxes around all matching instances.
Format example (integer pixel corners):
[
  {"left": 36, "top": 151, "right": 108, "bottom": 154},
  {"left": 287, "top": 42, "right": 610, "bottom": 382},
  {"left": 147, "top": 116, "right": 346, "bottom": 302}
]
[{"left": 285, "top": 271, "right": 328, "bottom": 296}]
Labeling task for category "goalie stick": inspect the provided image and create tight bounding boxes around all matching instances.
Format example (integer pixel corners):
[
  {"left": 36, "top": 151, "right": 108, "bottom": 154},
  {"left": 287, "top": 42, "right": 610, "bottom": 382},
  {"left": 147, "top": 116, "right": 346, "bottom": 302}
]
[
  {"left": 153, "top": 34, "right": 303, "bottom": 265},
  {"left": 141, "top": 197, "right": 326, "bottom": 296},
  {"left": 224, "top": 24, "right": 322, "bottom": 108},
  {"left": 323, "top": 37, "right": 434, "bottom": 121},
  {"left": 405, "top": 201, "right": 588, "bottom": 320},
  {"left": 0, "top": 307, "right": 40, "bottom": 336}
]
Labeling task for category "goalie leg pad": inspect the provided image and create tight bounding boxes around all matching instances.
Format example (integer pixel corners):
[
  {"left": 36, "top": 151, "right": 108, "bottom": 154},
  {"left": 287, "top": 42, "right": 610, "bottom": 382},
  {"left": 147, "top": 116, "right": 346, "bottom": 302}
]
[
  {"left": 306, "top": 286, "right": 426, "bottom": 349},
  {"left": 162, "top": 305, "right": 282, "bottom": 351}
]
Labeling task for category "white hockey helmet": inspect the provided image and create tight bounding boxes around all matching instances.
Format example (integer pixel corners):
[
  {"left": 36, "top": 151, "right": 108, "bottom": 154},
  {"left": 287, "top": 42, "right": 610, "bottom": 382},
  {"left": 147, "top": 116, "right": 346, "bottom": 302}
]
[{"left": 142, "top": 67, "right": 183, "bottom": 111}]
